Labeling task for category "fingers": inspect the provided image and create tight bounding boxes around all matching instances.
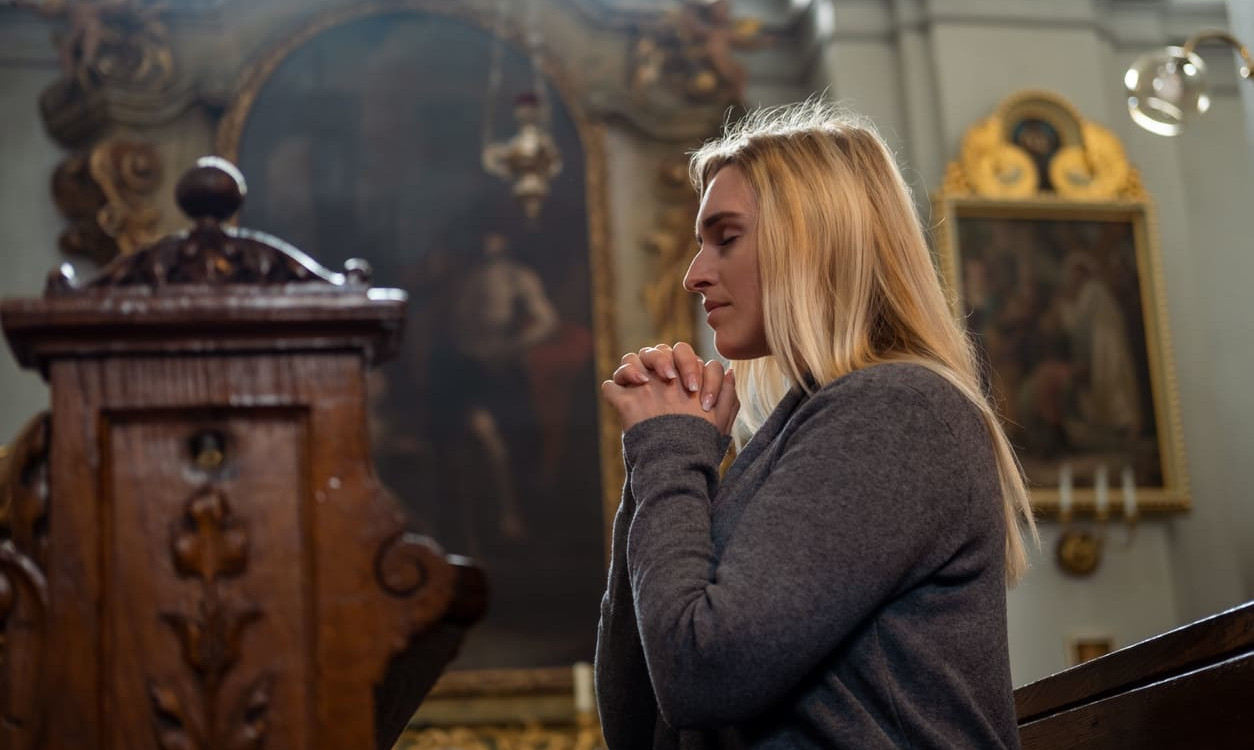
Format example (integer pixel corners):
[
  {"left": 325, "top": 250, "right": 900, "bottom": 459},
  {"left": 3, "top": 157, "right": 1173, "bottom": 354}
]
[
  {"left": 671, "top": 342, "right": 705, "bottom": 394},
  {"left": 612, "top": 342, "right": 713, "bottom": 393},
  {"left": 699, "top": 358, "right": 724, "bottom": 412},
  {"left": 638, "top": 345, "right": 679, "bottom": 381},
  {"left": 613, "top": 352, "right": 650, "bottom": 386}
]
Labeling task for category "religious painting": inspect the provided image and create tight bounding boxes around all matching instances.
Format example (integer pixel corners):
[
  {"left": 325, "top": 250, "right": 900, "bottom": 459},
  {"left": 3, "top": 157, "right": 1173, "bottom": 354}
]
[
  {"left": 218, "top": 5, "right": 615, "bottom": 680},
  {"left": 934, "top": 199, "right": 1189, "bottom": 514}
]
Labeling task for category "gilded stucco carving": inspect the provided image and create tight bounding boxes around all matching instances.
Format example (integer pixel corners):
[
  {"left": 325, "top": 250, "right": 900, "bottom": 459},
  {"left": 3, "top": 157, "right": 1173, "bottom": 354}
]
[
  {"left": 942, "top": 90, "right": 1146, "bottom": 202},
  {"left": 19, "top": 0, "right": 181, "bottom": 264},
  {"left": 642, "top": 156, "right": 700, "bottom": 346}
]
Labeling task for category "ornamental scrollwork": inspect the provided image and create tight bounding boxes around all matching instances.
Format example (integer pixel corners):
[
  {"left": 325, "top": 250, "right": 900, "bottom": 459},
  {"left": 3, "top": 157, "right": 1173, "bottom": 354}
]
[
  {"left": 628, "top": 0, "right": 772, "bottom": 107},
  {"left": 151, "top": 486, "right": 274, "bottom": 750},
  {"left": 16, "top": 0, "right": 174, "bottom": 92},
  {"left": 641, "top": 156, "right": 699, "bottom": 345},
  {"left": 398, "top": 719, "right": 605, "bottom": 750},
  {"left": 941, "top": 90, "right": 1146, "bottom": 201}
]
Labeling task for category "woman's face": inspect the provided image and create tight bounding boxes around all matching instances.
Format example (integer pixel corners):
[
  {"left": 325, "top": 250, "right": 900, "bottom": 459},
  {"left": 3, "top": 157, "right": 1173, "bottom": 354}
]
[{"left": 684, "top": 165, "right": 769, "bottom": 360}]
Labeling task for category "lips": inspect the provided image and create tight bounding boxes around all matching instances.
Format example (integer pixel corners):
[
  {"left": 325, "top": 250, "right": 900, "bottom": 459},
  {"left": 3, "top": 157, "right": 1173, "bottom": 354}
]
[{"left": 703, "top": 301, "right": 729, "bottom": 313}]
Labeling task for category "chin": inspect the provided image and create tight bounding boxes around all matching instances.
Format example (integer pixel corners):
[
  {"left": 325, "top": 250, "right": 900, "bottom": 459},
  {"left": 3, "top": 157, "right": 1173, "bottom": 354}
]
[{"left": 714, "top": 333, "right": 770, "bottom": 361}]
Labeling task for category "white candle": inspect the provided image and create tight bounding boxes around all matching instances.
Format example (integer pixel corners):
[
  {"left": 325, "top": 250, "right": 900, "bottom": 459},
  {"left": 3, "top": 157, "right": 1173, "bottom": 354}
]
[
  {"left": 1122, "top": 465, "right": 1138, "bottom": 521},
  {"left": 573, "top": 661, "right": 595, "bottom": 714},
  {"left": 1095, "top": 464, "right": 1110, "bottom": 520},
  {"left": 1058, "top": 462, "right": 1073, "bottom": 520}
]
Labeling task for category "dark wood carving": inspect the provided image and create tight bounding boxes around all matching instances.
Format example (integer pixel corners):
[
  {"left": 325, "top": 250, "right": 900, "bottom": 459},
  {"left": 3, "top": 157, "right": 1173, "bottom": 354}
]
[
  {"left": 151, "top": 487, "right": 270, "bottom": 750},
  {"left": 0, "top": 158, "right": 485, "bottom": 750},
  {"left": 1015, "top": 601, "right": 1254, "bottom": 749},
  {"left": 50, "top": 157, "right": 363, "bottom": 292},
  {"left": 0, "top": 411, "right": 52, "bottom": 750}
]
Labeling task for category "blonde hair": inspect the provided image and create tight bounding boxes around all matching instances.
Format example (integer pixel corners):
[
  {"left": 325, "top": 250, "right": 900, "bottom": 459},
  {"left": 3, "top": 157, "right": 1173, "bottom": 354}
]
[{"left": 690, "top": 101, "right": 1038, "bottom": 584}]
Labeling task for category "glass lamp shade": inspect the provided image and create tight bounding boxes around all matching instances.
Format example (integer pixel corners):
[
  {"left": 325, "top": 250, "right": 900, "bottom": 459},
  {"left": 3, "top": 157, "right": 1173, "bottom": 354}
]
[{"left": 1125, "top": 46, "right": 1211, "bottom": 136}]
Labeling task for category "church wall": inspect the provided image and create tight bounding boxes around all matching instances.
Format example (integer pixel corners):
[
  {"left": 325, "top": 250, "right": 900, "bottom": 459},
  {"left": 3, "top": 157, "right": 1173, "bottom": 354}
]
[
  {"left": 781, "top": 0, "right": 1253, "bottom": 684},
  {"left": 0, "top": 17, "right": 60, "bottom": 448}
]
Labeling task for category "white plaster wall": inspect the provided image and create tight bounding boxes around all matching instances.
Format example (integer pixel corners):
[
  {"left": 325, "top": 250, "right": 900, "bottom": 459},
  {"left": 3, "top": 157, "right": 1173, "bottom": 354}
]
[
  {"left": 0, "top": 25, "right": 61, "bottom": 440},
  {"left": 792, "top": 0, "right": 1253, "bottom": 685}
]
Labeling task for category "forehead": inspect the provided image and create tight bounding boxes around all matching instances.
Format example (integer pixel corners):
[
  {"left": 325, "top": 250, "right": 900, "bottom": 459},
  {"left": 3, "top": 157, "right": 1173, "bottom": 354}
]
[{"left": 698, "top": 165, "right": 756, "bottom": 217}]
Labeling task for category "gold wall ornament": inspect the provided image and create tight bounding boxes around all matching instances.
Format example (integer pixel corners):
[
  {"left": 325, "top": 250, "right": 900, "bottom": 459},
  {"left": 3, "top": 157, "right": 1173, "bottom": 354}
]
[
  {"left": 1049, "top": 123, "right": 1134, "bottom": 200},
  {"left": 628, "top": 0, "right": 770, "bottom": 106},
  {"left": 1056, "top": 527, "right": 1103, "bottom": 576},
  {"left": 400, "top": 718, "right": 605, "bottom": 750},
  {"left": 51, "top": 139, "right": 163, "bottom": 264},
  {"left": 945, "top": 90, "right": 1144, "bottom": 201},
  {"left": 642, "top": 156, "right": 700, "bottom": 345},
  {"left": 17, "top": 0, "right": 174, "bottom": 92}
]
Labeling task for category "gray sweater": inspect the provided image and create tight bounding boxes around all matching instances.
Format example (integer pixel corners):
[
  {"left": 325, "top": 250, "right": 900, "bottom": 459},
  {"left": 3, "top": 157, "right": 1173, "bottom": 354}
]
[{"left": 595, "top": 363, "right": 1020, "bottom": 749}]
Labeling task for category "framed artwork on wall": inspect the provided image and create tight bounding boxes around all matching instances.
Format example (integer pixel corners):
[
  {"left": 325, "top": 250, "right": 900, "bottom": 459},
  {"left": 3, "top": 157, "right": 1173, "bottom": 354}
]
[
  {"left": 215, "top": 0, "right": 621, "bottom": 718},
  {"left": 933, "top": 90, "right": 1189, "bottom": 515}
]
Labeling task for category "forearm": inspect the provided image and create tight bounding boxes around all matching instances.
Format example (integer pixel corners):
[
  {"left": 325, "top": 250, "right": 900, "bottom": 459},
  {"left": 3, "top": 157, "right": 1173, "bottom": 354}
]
[
  {"left": 622, "top": 415, "right": 738, "bottom": 727},
  {"left": 594, "top": 471, "right": 657, "bottom": 748}
]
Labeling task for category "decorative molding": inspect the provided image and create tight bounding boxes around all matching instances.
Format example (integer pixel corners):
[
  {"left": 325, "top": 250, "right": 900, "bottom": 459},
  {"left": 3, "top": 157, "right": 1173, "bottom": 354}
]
[
  {"left": 51, "top": 139, "right": 163, "bottom": 264},
  {"left": 400, "top": 717, "right": 605, "bottom": 750},
  {"left": 0, "top": 412, "right": 51, "bottom": 570},
  {"left": 625, "top": 0, "right": 769, "bottom": 108},
  {"left": 642, "top": 155, "right": 698, "bottom": 345},
  {"left": 0, "top": 542, "right": 50, "bottom": 750},
  {"left": 18, "top": 0, "right": 190, "bottom": 148},
  {"left": 16, "top": 0, "right": 174, "bottom": 92},
  {"left": 941, "top": 89, "right": 1146, "bottom": 202},
  {"left": 47, "top": 158, "right": 372, "bottom": 295},
  {"left": 151, "top": 486, "right": 273, "bottom": 750},
  {"left": 375, "top": 531, "right": 445, "bottom": 598},
  {"left": 0, "top": 414, "right": 51, "bottom": 750}
]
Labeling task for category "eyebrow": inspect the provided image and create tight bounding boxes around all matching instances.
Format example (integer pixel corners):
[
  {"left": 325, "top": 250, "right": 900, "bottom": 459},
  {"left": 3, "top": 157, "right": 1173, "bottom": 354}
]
[{"left": 695, "top": 210, "right": 747, "bottom": 242}]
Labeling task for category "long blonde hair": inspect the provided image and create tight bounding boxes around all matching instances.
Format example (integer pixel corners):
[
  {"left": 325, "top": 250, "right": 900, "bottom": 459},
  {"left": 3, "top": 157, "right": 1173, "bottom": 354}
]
[{"left": 690, "top": 101, "right": 1038, "bottom": 584}]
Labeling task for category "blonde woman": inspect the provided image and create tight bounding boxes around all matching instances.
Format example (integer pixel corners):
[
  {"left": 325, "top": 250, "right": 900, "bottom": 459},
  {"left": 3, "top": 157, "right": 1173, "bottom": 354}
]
[{"left": 597, "top": 101, "right": 1037, "bottom": 749}]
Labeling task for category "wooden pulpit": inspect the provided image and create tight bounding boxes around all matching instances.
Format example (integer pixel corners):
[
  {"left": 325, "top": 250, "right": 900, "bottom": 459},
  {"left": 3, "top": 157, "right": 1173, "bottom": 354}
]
[{"left": 0, "top": 158, "right": 486, "bottom": 750}]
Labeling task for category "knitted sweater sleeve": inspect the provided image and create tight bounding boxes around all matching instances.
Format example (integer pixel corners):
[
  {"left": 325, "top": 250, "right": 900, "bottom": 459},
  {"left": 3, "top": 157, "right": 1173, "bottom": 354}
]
[
  {"left": 594, "top": 464, "right": 657, "bottom": 749},
  {"left": 622, "top": 379, "right": 971, "bottom": 729},
  {"left": 595, "top": 424, "right": 732, "bottom": 748}
]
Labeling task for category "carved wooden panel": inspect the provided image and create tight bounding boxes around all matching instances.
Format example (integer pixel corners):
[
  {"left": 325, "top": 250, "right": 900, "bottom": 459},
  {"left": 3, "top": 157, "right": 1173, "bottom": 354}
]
[{"left": 103, "top": 410, "right": 307, "bottom": 748}]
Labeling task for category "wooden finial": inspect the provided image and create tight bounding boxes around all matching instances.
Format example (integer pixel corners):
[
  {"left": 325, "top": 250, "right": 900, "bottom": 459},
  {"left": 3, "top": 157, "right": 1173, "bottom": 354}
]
[{"left": 175, "top": 156, "right": 246, "bottom": 223}]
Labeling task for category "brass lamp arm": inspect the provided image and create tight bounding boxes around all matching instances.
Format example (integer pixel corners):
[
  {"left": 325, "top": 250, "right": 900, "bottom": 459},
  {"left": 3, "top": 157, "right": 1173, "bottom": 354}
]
[{"left": 1181, "top": 29, "right": 1253, "bottom": 80}]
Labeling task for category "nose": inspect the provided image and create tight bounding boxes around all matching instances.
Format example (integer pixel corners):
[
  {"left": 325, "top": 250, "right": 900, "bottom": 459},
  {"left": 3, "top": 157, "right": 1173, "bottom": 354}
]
[{"left": 683, "top": 248, "right": 714, "bottom": 293}]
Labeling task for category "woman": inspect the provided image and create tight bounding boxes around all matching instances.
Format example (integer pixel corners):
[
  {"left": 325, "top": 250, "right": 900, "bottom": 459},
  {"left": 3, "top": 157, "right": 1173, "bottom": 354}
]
[{"left": 596, "top": 101, "right": 1037, "bottom": 749}]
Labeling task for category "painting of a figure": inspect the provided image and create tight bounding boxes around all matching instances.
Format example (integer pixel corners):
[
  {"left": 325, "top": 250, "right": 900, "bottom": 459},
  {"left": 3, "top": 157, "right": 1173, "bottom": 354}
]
[
  {"left": 954, "top": 212, "right": 1161, "bottom": 491},
  {"left": 232, "top": 10, "right": 605, "bottom": 671}
]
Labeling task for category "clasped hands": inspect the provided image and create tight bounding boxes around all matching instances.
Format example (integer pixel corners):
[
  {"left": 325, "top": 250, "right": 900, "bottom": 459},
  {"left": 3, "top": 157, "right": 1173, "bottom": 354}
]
[{"left": 601, "top": 342, "right": 739, "bottom": 434}]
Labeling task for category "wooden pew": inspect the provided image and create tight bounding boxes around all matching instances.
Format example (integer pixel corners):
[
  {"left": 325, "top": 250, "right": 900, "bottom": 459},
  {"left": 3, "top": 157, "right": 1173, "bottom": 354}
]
[{"left": 1015, "top": 601, "right": 1254, "bottom": 749}]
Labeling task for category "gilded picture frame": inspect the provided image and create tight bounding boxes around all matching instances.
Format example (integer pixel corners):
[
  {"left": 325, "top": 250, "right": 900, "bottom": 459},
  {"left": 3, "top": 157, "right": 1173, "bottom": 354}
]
[
  {"left": 932, "top": 91, "right": 1189, "bottom": 516},
  {"left": 214, "top": 0, "right": 622, "bottom": 732}
]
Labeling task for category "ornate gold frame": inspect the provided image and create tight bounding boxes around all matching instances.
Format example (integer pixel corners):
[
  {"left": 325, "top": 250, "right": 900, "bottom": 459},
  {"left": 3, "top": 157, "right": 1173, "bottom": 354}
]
[
  {"left": 933, "top": 91, "right": 1189, "bottom": 516},
  {"left": 213, "top": 0, "right": 622, "bottom": 729}
]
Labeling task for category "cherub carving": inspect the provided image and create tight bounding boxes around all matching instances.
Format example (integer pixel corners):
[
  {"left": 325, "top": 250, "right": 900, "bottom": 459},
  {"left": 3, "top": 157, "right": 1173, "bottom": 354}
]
[
  {"left": 631, "top": 0, "right": 772, "bottom": 104},
  {"left": 15, "top": 0, "right": 170, "bottom": 89}
]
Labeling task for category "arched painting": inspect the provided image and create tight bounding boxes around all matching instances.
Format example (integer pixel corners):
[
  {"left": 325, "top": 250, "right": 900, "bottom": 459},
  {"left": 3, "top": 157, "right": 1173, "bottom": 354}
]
[{"left": 224, "top": 7, "right": 611, "bottom": 673}]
